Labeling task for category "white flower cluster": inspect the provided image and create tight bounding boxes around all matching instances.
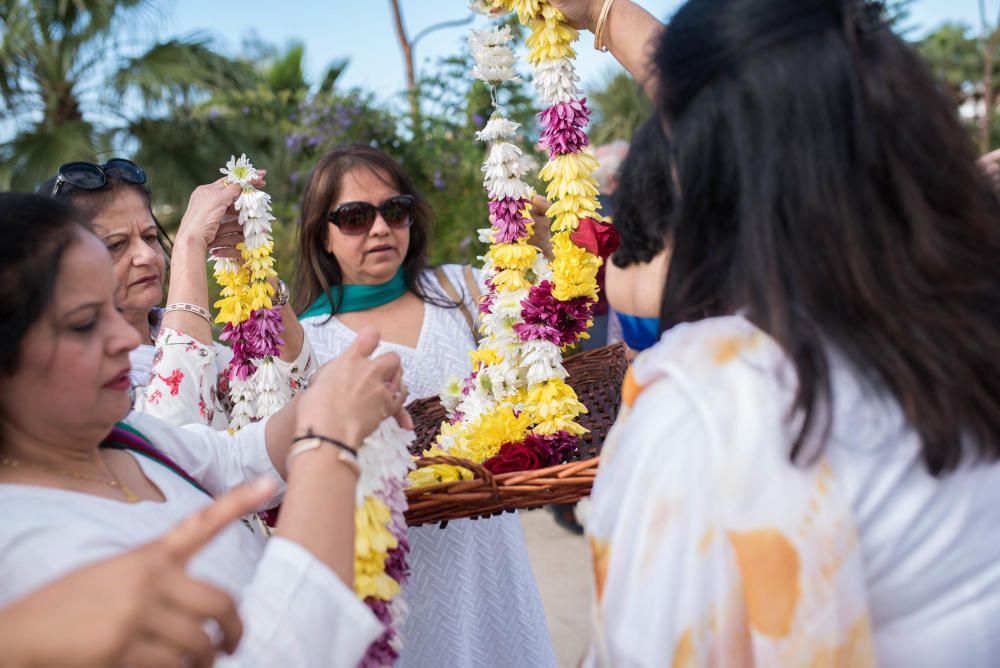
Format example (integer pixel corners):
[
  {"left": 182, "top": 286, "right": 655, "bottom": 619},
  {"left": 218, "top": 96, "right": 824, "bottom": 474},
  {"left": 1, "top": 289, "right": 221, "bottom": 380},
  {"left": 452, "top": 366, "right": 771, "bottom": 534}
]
[
  {"left": 356, "top": 420, "right": 416, "bottom": 502},
  {"left": 533, "top": 58, "right": 581, "bottom": 106},
  {"left": 228, "top": 376, "right": 256, "bottom": 431},
  {"left": 482, "top": 142, "right": 533, "bottom": 200},
  {"left": 469, "top": 26, "right": 520, "bottom": 84},
  {"left": 475, "top": 113, "right": 521, "bottom": 143},
  {"left": 253, "top": 358, "right": 290, "bottom": 420},
  {"left": 468, "top": 0, "right": 496, "bottom": 15}
]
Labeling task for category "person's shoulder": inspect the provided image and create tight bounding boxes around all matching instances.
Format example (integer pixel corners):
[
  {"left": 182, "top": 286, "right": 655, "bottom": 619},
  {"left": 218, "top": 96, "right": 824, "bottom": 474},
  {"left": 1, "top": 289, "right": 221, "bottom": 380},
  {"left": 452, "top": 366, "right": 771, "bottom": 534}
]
[{"left": 625, "top": 315, "right": 796, "bottom": 442}]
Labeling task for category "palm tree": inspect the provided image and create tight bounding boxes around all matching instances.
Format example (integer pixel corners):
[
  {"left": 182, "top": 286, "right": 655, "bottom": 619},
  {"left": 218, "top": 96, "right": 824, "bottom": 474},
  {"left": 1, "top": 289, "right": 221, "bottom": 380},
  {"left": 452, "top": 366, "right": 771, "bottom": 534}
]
[
  {"left": 0, "top": 0, "right": 251, "bottom": 191},
  {"left": 588, "top": 70, "right": 653, "bottom": 145}
]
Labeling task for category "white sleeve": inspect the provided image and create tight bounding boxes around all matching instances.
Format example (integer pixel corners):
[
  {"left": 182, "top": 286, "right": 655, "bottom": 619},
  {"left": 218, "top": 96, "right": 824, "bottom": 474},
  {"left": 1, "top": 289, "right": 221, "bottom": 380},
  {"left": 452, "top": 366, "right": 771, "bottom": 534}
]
[
  {"left": 122, "top": 412, "right": 285, "bottom": 504},
  {"left": 219, "top": 537, "right": 383, "bottom": 668},
  {"left": 134, "top": 328, "right": 228, "bottom": 428},
  {"left": 270, "top": 330, "right": 318, "bottom": 397}
]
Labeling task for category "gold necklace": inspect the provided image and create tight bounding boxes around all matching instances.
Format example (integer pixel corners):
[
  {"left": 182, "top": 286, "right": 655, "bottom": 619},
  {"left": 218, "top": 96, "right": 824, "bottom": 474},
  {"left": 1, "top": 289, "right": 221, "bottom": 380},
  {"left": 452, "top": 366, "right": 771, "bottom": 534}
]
[{"left": 0, "top": 456, "right": 140, "bottom": 503}]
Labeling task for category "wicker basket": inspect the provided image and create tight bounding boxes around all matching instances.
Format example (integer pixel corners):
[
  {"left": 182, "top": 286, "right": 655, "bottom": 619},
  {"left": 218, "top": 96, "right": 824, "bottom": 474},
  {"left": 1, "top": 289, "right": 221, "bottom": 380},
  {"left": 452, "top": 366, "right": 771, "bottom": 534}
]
[{"left": 404, "top": 342, "right": 628, "bottom": 526}]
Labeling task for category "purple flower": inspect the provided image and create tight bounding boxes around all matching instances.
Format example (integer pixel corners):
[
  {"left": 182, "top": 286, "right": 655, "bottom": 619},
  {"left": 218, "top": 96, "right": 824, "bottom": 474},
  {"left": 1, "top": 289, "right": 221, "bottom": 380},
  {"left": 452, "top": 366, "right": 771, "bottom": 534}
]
[
  {"left": 207, "top": 109, "right": 220, "bottom": 120},
  {"left": 513, "top": 280, "right": 595, "bottom": 346},
  {"left": 246, "top": 306, "right": 284, "bottom": 358},
  {"left": 525, "top": 431, "right": 579, "bottom": 466},
  {"left": 538, "top": 98, "right": 592, "bottom": 158},
  {"left": 433, "top": 171, "right": 446, "bottom": 189},
  {"left": 489, "top": 197, "right": 531, "bottom": 243},
  {"left": 384, "top": 545, "right": 411, "bottom": 583},
  {"left": 359, "top": 599, "right": 400, "bottom": 668}
]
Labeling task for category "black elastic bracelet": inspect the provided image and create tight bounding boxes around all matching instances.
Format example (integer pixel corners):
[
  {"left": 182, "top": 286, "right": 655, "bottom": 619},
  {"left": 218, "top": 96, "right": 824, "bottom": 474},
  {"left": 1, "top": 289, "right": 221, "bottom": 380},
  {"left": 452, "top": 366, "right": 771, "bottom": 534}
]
[{"left": 291, "top": 430, "right": 358, "bottom": 456}]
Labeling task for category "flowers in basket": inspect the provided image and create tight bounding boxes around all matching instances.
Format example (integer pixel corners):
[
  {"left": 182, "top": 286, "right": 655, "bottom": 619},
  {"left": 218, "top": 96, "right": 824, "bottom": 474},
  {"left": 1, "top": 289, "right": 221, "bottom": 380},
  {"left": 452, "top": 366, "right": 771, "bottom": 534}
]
[
  {"left": 410, "top": 0, "right": 619, "bottom": 488},
  {"left": 215, "top": 156, "right": 412, "bottom": 667}
]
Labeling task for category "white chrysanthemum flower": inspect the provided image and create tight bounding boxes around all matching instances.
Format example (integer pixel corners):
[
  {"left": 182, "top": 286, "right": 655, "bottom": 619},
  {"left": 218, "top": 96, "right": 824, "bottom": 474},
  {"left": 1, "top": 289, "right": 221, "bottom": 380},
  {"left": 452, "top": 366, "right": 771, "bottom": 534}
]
[
  {"left": 229, "top": 376, "right": 257, "bottom": 429},
  {"left": 468, "top": 0, "right": 497, "bottom": 15},
  {"left": 484, "top": 356, "right": 523, "bottom": 400},
  {"left": 357, "top": 419, "right": 414, "bottom": 500},
  {"left": 243, "top": 212, "right": 275, "bottom": 237},
  {"left": 457, "top": 383, "right": 496, "bottom": 423},
  {"left": 243, "top": 231, "right": 271, "bottom": 250},
  {"left": 485, "top": 141, "right": 524, "bottom": 167},
  {"left": 475, "top": 114, "right": 522, "bottom": 143},
  {"left": 220, "top": 154, "right": 258, "bottom": 187},
  {"left": 533, "top": 58, "right": 582, "bottom": 105},
  {"left": 213, "top": 256, "right": 241, "bottom": 274},
  {"left": 469, "top": 27, "right": 520, "bottom": 83},
  {"left": 236, "top": 189, "right": 271, "bottom": 222},
  {"left": 477, "top": 227, "right": 496, "bottom": 245},
  {"left": 522, "top": 339, "right": 567, "bottom": 386},
  {"left": 440, "top": 376, "right": 464, "bottom": 414},
  {"left": 532, "top": 253, "right": 554, "bottom": 282},
  {"left": 487, "top": 177, "right": 534, "bottom": 200}
]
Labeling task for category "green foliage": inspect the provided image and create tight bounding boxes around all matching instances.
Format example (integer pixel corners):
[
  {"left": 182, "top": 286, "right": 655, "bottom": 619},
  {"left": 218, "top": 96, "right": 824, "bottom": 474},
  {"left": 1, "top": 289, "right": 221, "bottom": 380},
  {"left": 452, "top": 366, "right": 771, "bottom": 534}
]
[
  {"left": 588, "top": 70, "right": 652, "bottom": 144},
  {"left": 0, "top": 0, "right": 250, "bottom": 191}
]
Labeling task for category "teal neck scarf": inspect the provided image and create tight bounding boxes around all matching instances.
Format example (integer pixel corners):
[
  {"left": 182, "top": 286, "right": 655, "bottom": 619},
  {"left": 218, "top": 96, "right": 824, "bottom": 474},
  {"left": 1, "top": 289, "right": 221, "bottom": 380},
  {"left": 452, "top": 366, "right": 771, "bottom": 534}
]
[{"left": 300, "top": 268, "right": 408, "bottom": 319}]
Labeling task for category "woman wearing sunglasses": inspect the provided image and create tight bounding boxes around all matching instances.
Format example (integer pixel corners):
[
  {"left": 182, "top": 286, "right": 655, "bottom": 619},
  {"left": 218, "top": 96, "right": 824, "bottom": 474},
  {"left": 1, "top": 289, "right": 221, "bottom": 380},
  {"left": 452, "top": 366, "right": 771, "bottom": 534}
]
[
  {"left": 41, "top": 159, "right": 314, "bottom": 429},
  {"left": 293, "top": 144, "right": 557, "bottom": 667}
]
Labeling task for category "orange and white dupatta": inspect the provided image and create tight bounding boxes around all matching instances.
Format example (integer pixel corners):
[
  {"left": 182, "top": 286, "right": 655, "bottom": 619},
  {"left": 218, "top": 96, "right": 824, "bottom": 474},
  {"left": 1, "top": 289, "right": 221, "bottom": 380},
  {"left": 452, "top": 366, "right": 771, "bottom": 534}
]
[{"left": 586, "top": 316, "right": 876, "bottom": 667}]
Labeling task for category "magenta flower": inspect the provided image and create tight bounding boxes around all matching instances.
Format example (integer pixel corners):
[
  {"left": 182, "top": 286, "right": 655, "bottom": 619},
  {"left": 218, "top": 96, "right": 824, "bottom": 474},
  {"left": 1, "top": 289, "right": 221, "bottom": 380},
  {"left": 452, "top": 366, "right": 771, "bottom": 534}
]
[
  {"left": 539, "top": 98, "right": 592, "bottom": 158},
  {"left": 513, "top": 280, "right": 595, "bottom": 346},
  {"left": 525, "top": 431, "right": 579, "bottom": 466},
  {"left": 246, "top": 306, "right": 285, "bottom": 358},
  {"left": 489, "top": 197, "right": 531, "bottom": 243},
  {"left": 384, "top": 544, "right": 411, "bottom": 583}
]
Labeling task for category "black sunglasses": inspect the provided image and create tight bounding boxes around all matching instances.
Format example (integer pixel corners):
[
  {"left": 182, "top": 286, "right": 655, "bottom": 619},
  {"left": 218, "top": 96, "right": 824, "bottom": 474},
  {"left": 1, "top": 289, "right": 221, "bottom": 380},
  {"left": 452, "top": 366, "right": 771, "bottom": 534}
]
[
  {"left": 328, "top": 195, "right": 415, "bottom": 236},
  {"left": 50, "top": 158, "right": 147, "bottom": 197}
]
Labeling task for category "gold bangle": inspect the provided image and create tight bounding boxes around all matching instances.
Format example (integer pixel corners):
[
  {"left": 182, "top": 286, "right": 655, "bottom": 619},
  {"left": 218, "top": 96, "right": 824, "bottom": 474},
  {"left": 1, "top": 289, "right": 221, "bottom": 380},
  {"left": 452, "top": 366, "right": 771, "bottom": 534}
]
[{"left": 594, "top": 0, "right": 617, "bottom": 53}]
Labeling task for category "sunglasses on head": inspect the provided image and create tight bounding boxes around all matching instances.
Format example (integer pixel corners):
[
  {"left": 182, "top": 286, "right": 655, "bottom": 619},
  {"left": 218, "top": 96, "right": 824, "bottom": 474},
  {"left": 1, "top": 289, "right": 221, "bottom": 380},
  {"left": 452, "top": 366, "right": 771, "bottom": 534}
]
[
  {"left": 327, "top": 194, "right": 415, "bottom": 236},
  {"left": 50, "top": 158, "right": 147, "bottom": 197}
]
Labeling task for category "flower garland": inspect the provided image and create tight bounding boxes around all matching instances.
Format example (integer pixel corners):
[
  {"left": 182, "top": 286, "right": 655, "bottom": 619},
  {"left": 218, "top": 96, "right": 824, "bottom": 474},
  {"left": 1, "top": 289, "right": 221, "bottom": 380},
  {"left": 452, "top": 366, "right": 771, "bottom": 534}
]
[
  {"left": 412, "top": 1, "right": 617, "bottom": 487},
  {"left": 215, "top": 155, "right": 286, "bottom": 430},
  {"left": 213, "top": 155, "right": 412, "bottom": 666}
]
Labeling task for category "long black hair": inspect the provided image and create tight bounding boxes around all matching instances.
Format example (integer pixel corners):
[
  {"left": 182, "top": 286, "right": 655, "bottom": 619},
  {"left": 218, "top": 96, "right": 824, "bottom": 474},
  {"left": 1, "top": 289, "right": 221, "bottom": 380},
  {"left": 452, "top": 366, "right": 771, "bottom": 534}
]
[
  {"left": 655, "top": 0, "right": 1000, "bottom": 475},
  {"left": 610, "top": 116, "right": 675, "bottom": 267}
]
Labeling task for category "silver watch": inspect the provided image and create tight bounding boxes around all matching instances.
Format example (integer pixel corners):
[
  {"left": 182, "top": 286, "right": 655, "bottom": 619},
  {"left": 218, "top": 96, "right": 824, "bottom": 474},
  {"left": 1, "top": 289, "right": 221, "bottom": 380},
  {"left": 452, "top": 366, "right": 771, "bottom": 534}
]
[{"left": 274, "top": 279, "right": 290, "bottom": 307}]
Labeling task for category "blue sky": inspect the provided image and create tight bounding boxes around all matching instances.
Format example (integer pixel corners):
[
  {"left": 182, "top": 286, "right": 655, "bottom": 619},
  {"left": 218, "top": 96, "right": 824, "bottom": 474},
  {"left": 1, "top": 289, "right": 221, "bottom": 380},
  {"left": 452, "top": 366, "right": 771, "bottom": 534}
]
[{"left": 159, "top": 0, "right": 995, "bottom": 108}]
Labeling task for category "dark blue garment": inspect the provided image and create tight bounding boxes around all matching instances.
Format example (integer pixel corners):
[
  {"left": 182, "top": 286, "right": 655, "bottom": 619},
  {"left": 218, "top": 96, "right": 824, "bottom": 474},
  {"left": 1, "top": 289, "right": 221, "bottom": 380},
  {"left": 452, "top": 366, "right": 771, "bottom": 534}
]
[{"left": 617, "top": 313, "right": 660, "bottom": 351}]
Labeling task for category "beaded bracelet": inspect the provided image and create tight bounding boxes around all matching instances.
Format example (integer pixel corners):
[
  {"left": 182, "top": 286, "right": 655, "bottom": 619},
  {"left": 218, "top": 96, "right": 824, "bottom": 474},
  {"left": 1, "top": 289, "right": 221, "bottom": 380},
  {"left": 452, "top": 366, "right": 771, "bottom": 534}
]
[{"left": 164, "top": 302, "right": 213, "bottom": 325}]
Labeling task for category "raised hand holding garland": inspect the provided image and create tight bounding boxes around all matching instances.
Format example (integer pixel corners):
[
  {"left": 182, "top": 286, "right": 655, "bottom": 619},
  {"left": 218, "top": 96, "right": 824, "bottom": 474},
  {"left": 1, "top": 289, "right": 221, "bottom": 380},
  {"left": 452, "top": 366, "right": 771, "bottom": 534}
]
[
  {"left": 412, "top": 0, "right": 617, "bottom": 487},
  {"left": 214, "top": 155, "right": 412, "bottom": 667}
]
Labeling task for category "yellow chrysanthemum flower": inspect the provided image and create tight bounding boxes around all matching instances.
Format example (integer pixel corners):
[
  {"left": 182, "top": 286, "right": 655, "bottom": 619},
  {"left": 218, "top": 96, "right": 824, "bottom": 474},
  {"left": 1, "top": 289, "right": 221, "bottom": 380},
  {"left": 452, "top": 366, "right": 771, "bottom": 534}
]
[
  {"left": 534, "top": 415, "right": 589, "bottom": 437},
  {"left": 540, "top": 151, "right": 600, "bottom": 183},
  {"left": 545, "top": 174, "right": 600, "bottom": 202},
  {"left": 526, "top": 16, "right": 578, "bottom": 63},
  {"left": 486, "top": 241, "right": 539, "bottom": 272},
  {"left": 470, "top": 347, "right": 503, "bottom": 372},
  {"left": 247, "top": 281, "right": 275, "bottom": 311},
  {"left": 492, "top": 268, "right": 533, "bottom": 292}
]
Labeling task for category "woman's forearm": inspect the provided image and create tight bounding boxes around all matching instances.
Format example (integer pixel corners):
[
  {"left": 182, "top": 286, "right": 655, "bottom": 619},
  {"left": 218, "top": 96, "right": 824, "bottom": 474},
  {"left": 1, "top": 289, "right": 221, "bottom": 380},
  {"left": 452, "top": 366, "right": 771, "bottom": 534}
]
[
  {"left": 599, "top": 0, "right": 663, "bottom": 99},
  {"left": 161, "top": 235, "right": 215, "bottom": 345},
  {"left": 279, "top": 303, "right": 306, "bottom": 363}
]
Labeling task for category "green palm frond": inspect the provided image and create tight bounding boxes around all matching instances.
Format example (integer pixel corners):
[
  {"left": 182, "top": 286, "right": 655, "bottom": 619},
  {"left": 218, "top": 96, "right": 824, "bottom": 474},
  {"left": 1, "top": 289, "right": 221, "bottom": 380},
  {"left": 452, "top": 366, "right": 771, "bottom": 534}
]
[
  {"left": 113, "top": 34, "right": 255, "bottom": 105},
  {"left": 588, "top": 69, "right": 653, "bottom": 145},
  {"left": 0, "top": 119, "right": 98, "bottom": 191}
]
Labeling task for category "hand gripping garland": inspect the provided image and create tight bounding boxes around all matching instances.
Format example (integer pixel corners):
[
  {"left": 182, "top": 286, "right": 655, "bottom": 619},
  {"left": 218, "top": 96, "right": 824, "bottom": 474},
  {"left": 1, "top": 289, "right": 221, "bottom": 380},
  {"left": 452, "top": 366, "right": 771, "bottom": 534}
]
[
  {"left": 411, "top": 1, "right": 618, "bottom": 487},
  {"left": 215, "top": 156, "right": 413, "bottom": 667}
]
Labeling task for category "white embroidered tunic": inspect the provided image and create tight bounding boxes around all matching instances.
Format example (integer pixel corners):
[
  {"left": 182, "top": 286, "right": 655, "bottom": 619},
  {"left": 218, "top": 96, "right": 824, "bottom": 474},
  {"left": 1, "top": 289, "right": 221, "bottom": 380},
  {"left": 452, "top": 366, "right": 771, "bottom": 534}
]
[{"left": 301, "top": 264, "right": 557, "bottom": 668}]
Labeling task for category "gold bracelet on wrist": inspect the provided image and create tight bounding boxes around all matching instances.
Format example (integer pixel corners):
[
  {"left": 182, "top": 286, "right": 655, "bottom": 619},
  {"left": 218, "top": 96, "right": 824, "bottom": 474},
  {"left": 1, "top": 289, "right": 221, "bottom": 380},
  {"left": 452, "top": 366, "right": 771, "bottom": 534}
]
[{"left": 594, "top": 0, "right": 617, "bottom": 52}]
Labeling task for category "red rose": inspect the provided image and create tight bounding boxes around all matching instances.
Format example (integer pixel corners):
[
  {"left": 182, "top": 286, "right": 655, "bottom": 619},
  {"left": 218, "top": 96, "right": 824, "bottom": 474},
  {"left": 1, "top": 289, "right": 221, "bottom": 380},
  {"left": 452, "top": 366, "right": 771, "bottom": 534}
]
[
  {"left": 483, "top": 440, "right": 543, "bottom": 474},
  {"left": 569, "top": 217, "right": 621, "bottom": 259}
]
